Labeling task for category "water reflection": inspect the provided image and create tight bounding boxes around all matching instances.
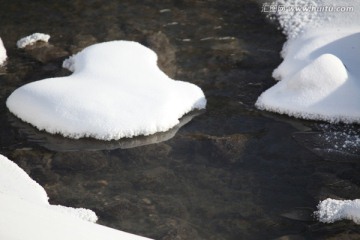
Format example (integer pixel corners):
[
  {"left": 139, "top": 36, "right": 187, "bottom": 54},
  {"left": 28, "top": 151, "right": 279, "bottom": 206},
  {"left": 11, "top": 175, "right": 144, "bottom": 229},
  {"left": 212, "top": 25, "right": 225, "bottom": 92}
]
[{"left": 9, "top": 110, "right": 203, "bottom": 151}]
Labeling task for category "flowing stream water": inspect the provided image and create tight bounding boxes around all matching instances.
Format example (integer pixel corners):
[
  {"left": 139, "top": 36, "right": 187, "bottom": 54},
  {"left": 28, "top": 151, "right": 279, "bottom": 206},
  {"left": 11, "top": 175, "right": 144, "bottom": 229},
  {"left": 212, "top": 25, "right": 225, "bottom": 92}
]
[{"left": 0, "top": 1, "right": 360, "bottom": 239}]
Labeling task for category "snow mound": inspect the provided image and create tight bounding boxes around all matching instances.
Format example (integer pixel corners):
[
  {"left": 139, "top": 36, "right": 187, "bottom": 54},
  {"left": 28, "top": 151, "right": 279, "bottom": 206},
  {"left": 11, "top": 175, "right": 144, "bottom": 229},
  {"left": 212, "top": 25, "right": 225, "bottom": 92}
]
[
  {"left": 0, "top": 193, "right": 150, "bottom": 240},
  {"left": 257, "top": 0, "right": 360, "bottom": 123},
  {"left": 0, "top": 153, "right": 49, "bottom": 204},
  {"left": 256, "top": 53, "right": 360, "bottom": 123},
  {"left": 315, "top": 198, "right": 360, "bottom": 224},
  {"left": 0, "top": 37, "right": 6, "bottom": 65},
  {"left": 0, "top": 154, "right": 151, "bottom": 239},
  {"left": 17, "top": 33, "right": 50, "bottom": 48},
  {"left": 7, "top": 40, "right": 206, "bottom": 140},
  {"left": 0, "top": 154, "right": 97, "bottom": 222}
]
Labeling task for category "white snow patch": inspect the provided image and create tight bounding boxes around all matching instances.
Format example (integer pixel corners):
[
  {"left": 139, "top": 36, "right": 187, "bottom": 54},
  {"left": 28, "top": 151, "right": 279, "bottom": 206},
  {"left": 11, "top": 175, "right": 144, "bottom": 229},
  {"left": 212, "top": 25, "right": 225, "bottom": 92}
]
[
  {"left": 7, "top": 40, "right": 206, "bottom": 140},
  {"left": 256, "top": 0, "right": 360, "bottom": 123},
  {"left": 0, "top": 154, "right": 151, "bottom": 240},
  {"left": 266, "top": 0, "right": 321, "bottom": 39},
  {"left": 0, "top": 193, "right": 150, "bottom": 240},
  {"left": 0, "top": 154, "right": 49, "bottom": 204},
  {"left": 62, "top": 55, "right": 75, "bottom": 72},
  {"left": 50, "top": 205, "right": 99, "bottom": 223},
  {"left": 17, "top": 33, "right": 50, "bottom": 48},
  {"left": 0, "top": 37, "right": 7, "bottom": 65},
  {"left": 0, "top": 154, "right": 96, "bottom": 222},
  {"left": 316, "top": 198, "right": 360, "bottom": 224}
]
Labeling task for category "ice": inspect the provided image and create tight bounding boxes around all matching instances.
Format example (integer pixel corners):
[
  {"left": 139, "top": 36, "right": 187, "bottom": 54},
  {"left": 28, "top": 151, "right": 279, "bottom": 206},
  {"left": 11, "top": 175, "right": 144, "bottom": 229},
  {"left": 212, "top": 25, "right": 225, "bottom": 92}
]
[
  {"left": 7, "top": 40, "right": 206, "bottom": 140},
  {"left": 0, "top": 37, "right": 6, "bottom": 65},
  {"left": 256, "top": 0, "right": 360, "bottom": 123},
  {"left": 316, "top": 198, "right": 360, "bottom": 224},
  {"left": 16, "top": 33, "right": 50, "bottom": 48},
  {"left": 0, "top": 154, "right": 151, "bottom": 240}
]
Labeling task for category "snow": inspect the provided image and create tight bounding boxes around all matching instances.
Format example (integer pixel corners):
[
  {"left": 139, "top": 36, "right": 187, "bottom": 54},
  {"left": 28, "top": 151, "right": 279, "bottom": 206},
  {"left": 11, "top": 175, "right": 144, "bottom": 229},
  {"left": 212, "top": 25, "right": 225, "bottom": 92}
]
[
  {"left": 0, "top": 154, "right": 48, "bottom": 204},
  {"left": 315, "top": 198, "right": 360, "bottom": 224},
  {"left": 0, "top": 37, "right": 6, "bottom": 65},
  {"left": 0, "top": 154, "right": 151, "bottom": 240},
  {"left": 266, "top": 0, "right": 320, "bottom": 39},
  {"left": 0, "top": 194, "right": 150, "bottom": 240},
  {"left": 264, "top": 0, "right": 360, "bottom": 226},
  {"left": 16, "top": 33, "right": 50, "bottom": 48},
  {"left": 7, "top": 40, "right": 206, "bottom": 140},
  {"left": 0, "top": 154, "right": 97, "bottom": 222},
  {"left": 256, "top": 0, "right": 360, "bottom": 123}
]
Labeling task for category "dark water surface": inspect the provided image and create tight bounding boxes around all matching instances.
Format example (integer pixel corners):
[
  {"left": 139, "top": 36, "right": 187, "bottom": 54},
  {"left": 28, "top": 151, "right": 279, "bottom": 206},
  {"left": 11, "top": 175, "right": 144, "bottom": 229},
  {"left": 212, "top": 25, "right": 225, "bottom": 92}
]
[{"left": 1, "top": 1, "right": 360, "bottom": 239}]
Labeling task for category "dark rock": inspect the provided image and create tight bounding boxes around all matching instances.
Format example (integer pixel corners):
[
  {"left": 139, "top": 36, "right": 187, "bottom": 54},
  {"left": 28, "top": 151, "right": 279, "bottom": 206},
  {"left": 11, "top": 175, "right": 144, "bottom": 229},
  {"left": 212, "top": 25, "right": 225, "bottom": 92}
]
[
  {"left": 10, "top": 149, "right": 50, "bottom": 172},
  {"left": 188, "top": 133, "right": 249, "bottom": 164},
  {"left": 134, "top": 166, "right": 178, "bottom": 193},
  {"left": 146, "top": 31, "right": 177, "bottom": 78},
  {"left": 22, "top": 42, "right": 69, "bottom": 63},
  {"left": 52, "top": 151, "right": 108, "bottom": 172},
  {"left": 157, "top": 218, "right": 201, "bottom": 240},
  {"left": 30, "top": 167, "right": 59, "bottom": 185},
  {"left": 69, "top": 34, "right": 98, "bottom": 54}
]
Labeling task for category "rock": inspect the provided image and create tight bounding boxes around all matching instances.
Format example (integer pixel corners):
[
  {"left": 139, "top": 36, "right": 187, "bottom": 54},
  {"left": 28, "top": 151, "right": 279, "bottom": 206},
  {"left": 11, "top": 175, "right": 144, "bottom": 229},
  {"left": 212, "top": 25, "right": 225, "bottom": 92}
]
[
  {"left": 22, "top": 42, "right": 69, "bottom": 63},
  {"left": 157, "top": 218, "right": 201, "bottom": 240},
  {"left": 10, "top": 149, "right": 49, "bottom": 171},
  {"left": 189, "top": 133, "right": 248, "bottom": 164},
  {"left": 134, "top": 167, "right": 178, "bottom": 193},
  {"left": 142, "top": 198, "right": 152, "bottom": 205},
  {"left": 52, "top": 151, "right": 108, "bottom": 172},
  {"left": 30, "top": 167, "right": 59, "bottom": 185},
  {"left": 146, "top": 31, "right": 177, "bottom": 78},
  {"left": 69, "top": 34, "right": 98, "bottom": 54}
]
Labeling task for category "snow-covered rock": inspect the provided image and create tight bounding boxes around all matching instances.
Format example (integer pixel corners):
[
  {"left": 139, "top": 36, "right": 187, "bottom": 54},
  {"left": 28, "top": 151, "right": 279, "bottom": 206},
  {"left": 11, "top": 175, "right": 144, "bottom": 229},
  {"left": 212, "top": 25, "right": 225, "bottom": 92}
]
[
  {"left": 316, "top": 198, "right": 360, "bottom": 224},
  {"left": 256, "top": 0, "right": 360, "bottom": 123},
  {"left": 7, "top": 40, "right": 206, "bottom": 140},
  {"left": 0, "top": 154, "right": 96, "bottom": 222},
  {"left": 0, "top": 154, "right": 151, "bottom": 240},
  {"left": 17, "top": 33, "right": 50, "bottom": 48},
  {"left": 0, "top": 37, "right": 7, "bottom": 65}
]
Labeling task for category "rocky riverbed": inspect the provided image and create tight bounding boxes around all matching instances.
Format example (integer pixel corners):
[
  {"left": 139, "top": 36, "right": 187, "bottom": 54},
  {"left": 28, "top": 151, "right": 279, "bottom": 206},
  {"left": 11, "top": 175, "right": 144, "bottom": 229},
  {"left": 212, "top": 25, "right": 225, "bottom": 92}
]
[{"left": 0, "top": 0, "right": 360, "bottom": 239}]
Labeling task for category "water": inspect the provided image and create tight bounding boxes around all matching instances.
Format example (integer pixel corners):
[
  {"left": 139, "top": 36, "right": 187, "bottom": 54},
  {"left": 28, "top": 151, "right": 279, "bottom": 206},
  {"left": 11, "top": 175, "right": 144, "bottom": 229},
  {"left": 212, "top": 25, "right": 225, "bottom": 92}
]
[{"left": 1, "top": 0, "right": 360, "bottom": 239}]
